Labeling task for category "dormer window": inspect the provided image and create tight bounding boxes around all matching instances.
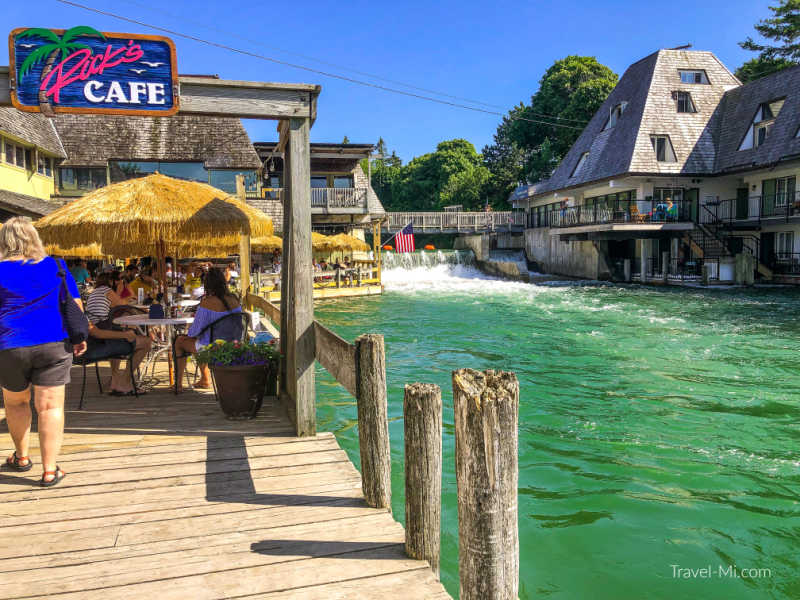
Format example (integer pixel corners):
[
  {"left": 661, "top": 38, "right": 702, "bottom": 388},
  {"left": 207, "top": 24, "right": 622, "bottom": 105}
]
[
  {"left": 674, "top": 91, "right": 696, "bottom": 113},
  {"left": 603, "top": 102, "right": 627, "bottom": 130},
  {"left": 678, "top": 70, "right": 709, "bottom": 84},
  {"left": 651, "top": 135, "right": 677, "bottom": 162},
  {"left": 739, "top": 99, "right": 785, "bottom": 150},
  {"left": 570, "top": 152, "right": 589, "bottom": 177}
]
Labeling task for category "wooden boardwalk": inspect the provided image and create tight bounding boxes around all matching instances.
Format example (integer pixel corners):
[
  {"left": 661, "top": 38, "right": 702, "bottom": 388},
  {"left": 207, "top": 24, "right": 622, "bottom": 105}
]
[{"left": 0, "top": 364, "right": 450, "bottom": 599}]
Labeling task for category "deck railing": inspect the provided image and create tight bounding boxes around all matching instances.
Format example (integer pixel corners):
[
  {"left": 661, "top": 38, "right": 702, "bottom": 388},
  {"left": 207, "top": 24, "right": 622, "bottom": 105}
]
[
  {"left": 385, "top": 211, "right": 524, "bottom": 232},
  {"left": 248, "top": 187, "right": 368, "bottom": 210},
  {"left": 311, "top": 187, "right": 368, "bottom": 209},
  {"left": 545, "top": 199, "right": 694, "bottom": 228},
  {"left": 700, "top": 193, "right": 800, "bottom": 225}
]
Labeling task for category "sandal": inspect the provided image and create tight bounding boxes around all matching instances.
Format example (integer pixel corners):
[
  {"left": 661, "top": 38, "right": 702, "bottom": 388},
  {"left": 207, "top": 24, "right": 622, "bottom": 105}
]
[
  {"left": 4, "top": 451, "right": 33, "bottom": 472},
  {"left": 40, "top": 467, "right": 65, "bottom": 487}
]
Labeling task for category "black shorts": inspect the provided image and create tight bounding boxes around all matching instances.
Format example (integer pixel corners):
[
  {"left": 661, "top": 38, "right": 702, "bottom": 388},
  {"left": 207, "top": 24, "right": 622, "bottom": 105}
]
[{"left": 0, "top": 341, "right": 73, "bottom": 392}]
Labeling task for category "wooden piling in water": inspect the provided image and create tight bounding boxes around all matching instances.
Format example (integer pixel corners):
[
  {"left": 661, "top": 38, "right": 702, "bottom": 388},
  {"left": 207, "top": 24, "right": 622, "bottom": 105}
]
[
  {"left": 355, "top": 333, "right": 392, "bottom": 510},
  {"left": 403, "top": 382, "right": 442, "bottom": 576},
  {"left": 453, "top": 368, "right": 519, "bottom": 600}
]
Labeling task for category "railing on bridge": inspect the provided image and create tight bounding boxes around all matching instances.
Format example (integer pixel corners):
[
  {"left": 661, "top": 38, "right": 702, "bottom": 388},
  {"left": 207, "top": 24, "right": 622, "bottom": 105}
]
[{"left": 385, "top": 211, "right": 524, "bottom": 232}]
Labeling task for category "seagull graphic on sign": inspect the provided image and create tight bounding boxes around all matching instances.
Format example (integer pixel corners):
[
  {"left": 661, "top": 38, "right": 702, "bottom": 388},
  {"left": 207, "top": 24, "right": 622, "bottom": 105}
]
[
  {"left": 140, "top": 61, "right": 164, "bottom": 67},
  {"left": 130, "top": 68, "right": 146, "bottom": 74}
]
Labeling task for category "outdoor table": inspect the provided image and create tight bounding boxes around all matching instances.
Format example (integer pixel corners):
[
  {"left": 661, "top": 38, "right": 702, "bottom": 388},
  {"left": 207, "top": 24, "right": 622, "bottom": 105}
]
[
  {"left": 113, "top": 314, "right": 194, "bottom": 388},
  {"left": 177, "top": 299, "right": 200, "bottom": 308}
]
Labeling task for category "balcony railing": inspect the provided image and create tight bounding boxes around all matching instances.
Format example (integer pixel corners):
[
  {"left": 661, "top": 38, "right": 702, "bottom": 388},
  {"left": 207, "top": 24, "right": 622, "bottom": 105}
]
[
  {"left": 247, "top": 187, "right": 369, "bottom": 211},
  {"left": 544, "top": 199, "right": 694, "bottom": 229},
  {"left": 771, "top": 252, "right": 800, "bottom": 275},
  {"left": 700, "top": 193, "right": 800, "bottom": 225},
  {"left": 311, "top": 187, "right": 368, "bottom": 209}
]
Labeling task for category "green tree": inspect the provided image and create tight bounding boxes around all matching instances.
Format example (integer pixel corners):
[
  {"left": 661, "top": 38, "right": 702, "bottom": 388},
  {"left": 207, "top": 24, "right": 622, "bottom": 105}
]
[
  {"left": 740, "top": 0, "right": 800, "bottom": 60},
  {"left": 370, "top": 139, "right": 488, "bottom": 211},
  {"left": 737, "top": 1, "right": 800, "bottom": 81},
  {"left": 735, "top": 56, "right": 796, "bottom": 82},
  {"left": 481, "top": 104, "right": 527, "bottom": 210},
  {"left": 508, "top": 56, "right": 617, "bottom": 183},
  {"left": 342, "top": 135, "right": 350, "bottom": 144}
]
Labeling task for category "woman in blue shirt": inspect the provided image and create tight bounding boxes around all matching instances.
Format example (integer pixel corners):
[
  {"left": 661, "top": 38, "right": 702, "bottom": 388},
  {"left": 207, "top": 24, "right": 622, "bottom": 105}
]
[{"left": 0, "top": 217, "right": 86, "bottom": 487}]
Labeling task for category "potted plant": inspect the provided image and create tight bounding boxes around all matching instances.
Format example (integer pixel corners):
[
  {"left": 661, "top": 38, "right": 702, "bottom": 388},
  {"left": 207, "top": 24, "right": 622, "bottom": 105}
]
[{"left": 197, "top": 339, "right": 280, "bottom": 419}]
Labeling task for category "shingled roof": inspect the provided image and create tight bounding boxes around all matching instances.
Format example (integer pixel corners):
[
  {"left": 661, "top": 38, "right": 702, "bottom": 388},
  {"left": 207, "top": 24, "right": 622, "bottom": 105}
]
[
  {"left": 0, "top": 189, "right": 59, "bottom": 217},
  {"left": 533, "top": 49, "right": 740, "bottom": 198},
  {"left": 715, "top": 65, "right": 800, "bottom": 173},
  {"left": 0, "top": 108, "right": 65, "bottom": 158},
  {"left": 52, "top": 114, "right": 261, "bottom": 169}
]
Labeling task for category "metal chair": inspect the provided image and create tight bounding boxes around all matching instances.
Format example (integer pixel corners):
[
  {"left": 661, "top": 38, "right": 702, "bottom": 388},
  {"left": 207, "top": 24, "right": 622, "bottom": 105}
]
[
  {"left": 172, "top": 311, "right": 250, "bottom": 395},
  {"left": 74, "top": 341, "right": 138, "bottom": 410}
]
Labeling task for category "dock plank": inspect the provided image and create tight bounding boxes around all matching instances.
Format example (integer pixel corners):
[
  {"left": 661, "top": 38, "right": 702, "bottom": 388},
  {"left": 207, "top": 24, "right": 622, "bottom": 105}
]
[{"left": 0, "top": 363, "right": 450, "bottom": 598}]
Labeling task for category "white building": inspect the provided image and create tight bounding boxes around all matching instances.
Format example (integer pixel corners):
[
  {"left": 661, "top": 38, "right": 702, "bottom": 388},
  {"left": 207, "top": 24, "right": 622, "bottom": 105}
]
[{"left": 517, "top": 48, "right": 800, "bottom": 284}]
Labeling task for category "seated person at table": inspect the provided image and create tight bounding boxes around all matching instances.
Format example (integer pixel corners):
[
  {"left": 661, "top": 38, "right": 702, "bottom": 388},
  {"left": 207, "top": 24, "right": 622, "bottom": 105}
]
[
  {"left": 69, "top": 259, "right": 91, "bottom": 285},
  {"left": 174, "top": 268, "right": 242, "bottom": 393},
  {"left": 129, "top": 267, "right": 155, "bottom": 298},
  {"left": 84, "top": 271, "right": 152, "bottom": 395}
]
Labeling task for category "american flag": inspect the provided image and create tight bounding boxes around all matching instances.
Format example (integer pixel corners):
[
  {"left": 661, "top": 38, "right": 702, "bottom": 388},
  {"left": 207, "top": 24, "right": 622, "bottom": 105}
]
[{"left": 395, "top": 223, "right": 415, "bottom": 253}]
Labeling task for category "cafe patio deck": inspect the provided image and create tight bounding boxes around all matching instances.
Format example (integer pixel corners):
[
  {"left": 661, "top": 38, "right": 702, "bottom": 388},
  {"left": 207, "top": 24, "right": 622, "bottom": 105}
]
[{"left": 0, "top": 364, "right": 450, "bottom": 599}]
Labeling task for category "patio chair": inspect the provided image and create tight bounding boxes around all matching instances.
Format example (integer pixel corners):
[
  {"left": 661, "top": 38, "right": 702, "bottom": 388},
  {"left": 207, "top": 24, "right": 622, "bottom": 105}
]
[
  {"left": 74, "top": 340, "right": 138, "bottom": 410},
  {"left": 172, "top": 311, "right": 251, "bottom": 395},
  {"left": 630, "top": 206, "right": 646, "bottom": 223}
]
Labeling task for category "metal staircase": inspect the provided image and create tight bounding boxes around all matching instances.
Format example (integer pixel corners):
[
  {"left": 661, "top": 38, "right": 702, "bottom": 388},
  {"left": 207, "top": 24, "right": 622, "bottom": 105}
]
[{"left": 694, "top": 204, "right": 773, "bottom": 280}]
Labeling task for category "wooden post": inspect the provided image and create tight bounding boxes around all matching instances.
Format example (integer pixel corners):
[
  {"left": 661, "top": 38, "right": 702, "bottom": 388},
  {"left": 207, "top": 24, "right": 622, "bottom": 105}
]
[
  {"left": 236, "top": 174, "right": 252, "bottom": 308},
  {"left": 282, "top": 117, "right": 315, "bottom": 436},
  {"left": 356, "top": 267, "right": 362, "bottom": 287},
  {"left": 452, "top": 368, "right": 519, "bottom": 600},
  {"left": 335, "top": 269, "right": 341, "bottom": 288},
  {"left": 403, "top": 383, "right": 442, "bottom": 576},
  {"left": 662, "top": 250, "right": 670, "bottom": 283},
  {"left": 355, "top": 333, "right": 391, "bottom": 509}
]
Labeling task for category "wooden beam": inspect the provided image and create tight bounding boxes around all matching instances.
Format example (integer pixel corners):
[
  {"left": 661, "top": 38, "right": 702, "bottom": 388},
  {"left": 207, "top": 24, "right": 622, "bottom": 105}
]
[
  {"left": 282, "top": 117, "right": 315, "bottom": 437},
  {"left": 0, "top": 68, "right": 320, "bottom": 121}
]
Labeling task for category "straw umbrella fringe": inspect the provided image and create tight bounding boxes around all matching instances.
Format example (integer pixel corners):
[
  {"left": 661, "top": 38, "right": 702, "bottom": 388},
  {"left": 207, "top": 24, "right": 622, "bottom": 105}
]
[
  {"left": 35, "top": 173, "right": 273, "bottom": 256},
  {"left": 45, "top": 242, "right": 108, "bottom": 259}
]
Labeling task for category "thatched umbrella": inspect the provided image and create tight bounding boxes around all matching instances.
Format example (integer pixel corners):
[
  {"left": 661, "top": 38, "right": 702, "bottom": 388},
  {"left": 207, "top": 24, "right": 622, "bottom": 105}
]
[
  {"left": 319, "top": 233, "right": 370, "bottom": 253},
  {"left": 35, "top": 173, "right": 273, "bottom": 258},
  {"left": 251, "top": 234, "right": 283, "bottom": 253},
  {"left": 45, "top": 242, "right": 108, "bottom": 260}
]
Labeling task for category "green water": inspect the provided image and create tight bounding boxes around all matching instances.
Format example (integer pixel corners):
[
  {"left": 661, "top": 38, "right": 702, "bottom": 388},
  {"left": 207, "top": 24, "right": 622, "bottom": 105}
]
[{"left": 314, "top": 262, "right": 800, "bottom": 600}]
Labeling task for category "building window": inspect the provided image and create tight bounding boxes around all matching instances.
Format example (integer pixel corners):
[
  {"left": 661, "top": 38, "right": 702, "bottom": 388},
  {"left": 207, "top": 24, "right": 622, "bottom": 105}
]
[
  {"left": 678, "top": 70, "right": 709, "bottom": 84},
  {"left": 332, "top": 175, "right": 354, "bottom": 188},
  {"left": 739, "top": 99, "right": 784, "bottom": 150},
  {"left": 603, "top": 102, "right": 627, "bottom": 130},
  {"left": 570, "top": 152, "right": 589, "bottom": 177},
  {"left": 777, "top": 231, "right": 794, "bottom": 258},
  {"left": 37, "top": 155, "right": 52, "bottom": 177},
  {"left": 59, "top": 168, "right": 107, "bottom": 192},
  {"left": 15, "top": 146, "right": 25, "bottom": 169},
  {"left": 208, "top": 170, "right": 259, "bottom": 195},
  {"left": 110, "top": 161, "right": 209, "bottom": 184},
  {"left": 650, "top": 135, "right": 677, "bottom": 162},
  {"left": 4, "top": 140, "right": 15, "bottom": 166},
  {"left": 674, "top": 91, "right": 696, "bottom": 113},
  {"left": 310, "top": 176, "right": 328, "bottom": 188}
]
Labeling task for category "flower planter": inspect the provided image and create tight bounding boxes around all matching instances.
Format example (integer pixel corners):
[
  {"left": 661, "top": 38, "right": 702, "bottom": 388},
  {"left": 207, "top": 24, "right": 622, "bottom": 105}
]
[{"left": 210, "top": 363, "right": 271, "bottom": 419}]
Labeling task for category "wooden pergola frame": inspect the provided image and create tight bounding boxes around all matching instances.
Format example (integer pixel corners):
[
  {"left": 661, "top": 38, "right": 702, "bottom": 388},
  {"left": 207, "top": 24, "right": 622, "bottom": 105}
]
[{"left": 0, "top": 67, "right": 322, "bottom": 437}]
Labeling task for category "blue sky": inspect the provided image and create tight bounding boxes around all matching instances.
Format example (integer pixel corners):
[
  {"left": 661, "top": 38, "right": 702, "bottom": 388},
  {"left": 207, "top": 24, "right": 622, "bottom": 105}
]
[{"left": 2, "top": 0, "right": 771, "bottom": 162}]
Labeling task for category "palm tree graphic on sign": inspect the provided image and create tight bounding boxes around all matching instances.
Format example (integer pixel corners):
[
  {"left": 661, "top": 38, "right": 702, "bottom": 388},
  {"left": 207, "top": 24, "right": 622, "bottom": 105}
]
[{"left": 17, "top": 26, "right": 106, "bottom": 115}]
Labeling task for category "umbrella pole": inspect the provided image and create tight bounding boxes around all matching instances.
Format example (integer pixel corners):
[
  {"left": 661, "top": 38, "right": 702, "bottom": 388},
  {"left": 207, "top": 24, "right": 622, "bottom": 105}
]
[{"left": 156, "top": 238, "right": 174, "bottom": 387}]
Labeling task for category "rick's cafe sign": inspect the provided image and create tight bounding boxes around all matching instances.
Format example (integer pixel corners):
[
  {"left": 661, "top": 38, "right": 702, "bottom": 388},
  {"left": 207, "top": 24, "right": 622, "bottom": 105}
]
[{"left": 8, "top": 26, "right": 178, "bottom": 116}]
